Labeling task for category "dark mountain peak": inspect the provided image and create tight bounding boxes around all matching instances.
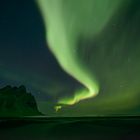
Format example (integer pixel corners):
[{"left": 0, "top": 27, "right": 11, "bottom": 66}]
[
  {"left": 0, "top": 85, "right": 43, "bottom": 117},
  {"left": 1, "top": 85, "right": 12, "bottom": 91},
  {"left": 19, "top": 85, "right": 26, "bottom": 92}
]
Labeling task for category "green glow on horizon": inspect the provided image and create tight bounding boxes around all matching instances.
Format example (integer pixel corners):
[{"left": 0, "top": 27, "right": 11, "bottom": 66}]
[{"left": 37, "top": 0, "right": 123, "bottom": 107}]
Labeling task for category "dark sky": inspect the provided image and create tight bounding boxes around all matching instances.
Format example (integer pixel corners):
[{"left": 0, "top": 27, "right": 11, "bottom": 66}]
[
  {"left": 1, "top": 0, "right": 140, "bottom": 116},
  {"left": 0, "top": 0, "right": 79, "bottom": 104}
]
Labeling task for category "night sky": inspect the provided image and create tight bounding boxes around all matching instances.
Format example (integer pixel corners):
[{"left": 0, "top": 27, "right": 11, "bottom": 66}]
[
  {"left": 0, "top": 0, "right": 80, "bottom": 114},
  {"left": 0, "top": 0, "right": 140, "bottom": 116}
]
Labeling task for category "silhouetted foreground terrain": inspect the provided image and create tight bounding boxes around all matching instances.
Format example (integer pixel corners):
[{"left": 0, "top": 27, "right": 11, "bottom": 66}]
[
  {"left": 0, "top": 116, "right": 140, "bottom": 140},
  {"left": 0, "top": 86, "right": 42, "bottom": 117}
]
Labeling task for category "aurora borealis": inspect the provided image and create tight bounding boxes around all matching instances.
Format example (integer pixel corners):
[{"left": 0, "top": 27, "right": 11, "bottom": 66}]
[
  {"left": 37, "top": 0, "right": 130, "bottom": 108},
  {"left": 0, "top": 0, "right": 140, "bottom": 116}
]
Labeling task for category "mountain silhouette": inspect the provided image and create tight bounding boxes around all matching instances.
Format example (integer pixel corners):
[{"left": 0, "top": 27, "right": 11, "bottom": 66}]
[{"left": 0, "top": 85, "right": 42, "bottom": 117}]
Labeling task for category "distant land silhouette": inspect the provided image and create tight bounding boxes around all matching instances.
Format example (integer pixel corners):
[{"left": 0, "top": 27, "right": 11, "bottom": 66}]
[{"left": 0, "top": 85, "right": 42, "bottom": 117}]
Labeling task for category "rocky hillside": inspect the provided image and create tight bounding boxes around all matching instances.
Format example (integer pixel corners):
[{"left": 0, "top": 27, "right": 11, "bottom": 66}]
[{"left": 0, "top": 85, "right": 42, "bottom": 117}]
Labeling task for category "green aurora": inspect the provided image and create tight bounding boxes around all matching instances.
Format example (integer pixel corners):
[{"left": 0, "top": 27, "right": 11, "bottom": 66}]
[
  {"left": 36, "top": 0, "right": 140, "bottom": 115},
  {"left": 37, "top": 0, "right": 123, "bottom": 106}
]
